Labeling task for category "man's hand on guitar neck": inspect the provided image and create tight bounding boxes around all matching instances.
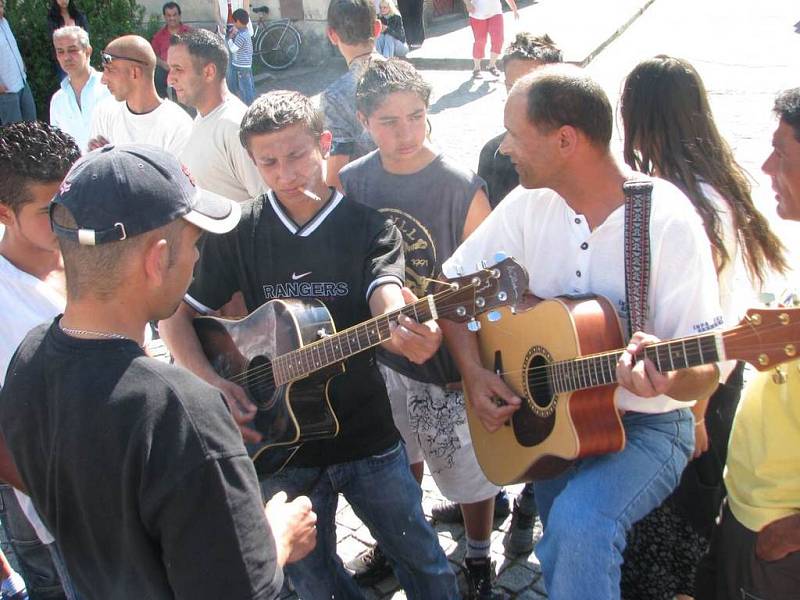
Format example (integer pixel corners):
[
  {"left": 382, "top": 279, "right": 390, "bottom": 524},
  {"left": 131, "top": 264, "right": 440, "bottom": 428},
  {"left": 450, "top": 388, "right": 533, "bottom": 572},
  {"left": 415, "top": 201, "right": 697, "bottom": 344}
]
[
  {"left": 617, "top": 331, "right": 719, "bottom": 400},
  {"left": 371, "top": 286, "right": 443, "bottom": 365}
]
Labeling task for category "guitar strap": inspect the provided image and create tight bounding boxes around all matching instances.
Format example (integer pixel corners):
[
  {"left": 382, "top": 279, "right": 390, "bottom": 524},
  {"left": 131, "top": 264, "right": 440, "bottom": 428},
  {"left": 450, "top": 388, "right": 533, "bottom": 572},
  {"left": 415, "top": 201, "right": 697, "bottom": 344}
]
[{"left": 623, "top": 179, "right": 654, "bottom": 338}]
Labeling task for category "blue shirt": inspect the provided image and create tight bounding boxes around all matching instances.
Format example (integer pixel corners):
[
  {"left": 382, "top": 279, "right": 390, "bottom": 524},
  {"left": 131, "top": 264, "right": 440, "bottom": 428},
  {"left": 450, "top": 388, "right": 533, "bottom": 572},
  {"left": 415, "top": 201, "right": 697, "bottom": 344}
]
[
  {"left": 50, "top": 68, "right": 111, "bottom": 152},
  {"left": 0, "top": 17, "right": 26, "bottom": 94}
]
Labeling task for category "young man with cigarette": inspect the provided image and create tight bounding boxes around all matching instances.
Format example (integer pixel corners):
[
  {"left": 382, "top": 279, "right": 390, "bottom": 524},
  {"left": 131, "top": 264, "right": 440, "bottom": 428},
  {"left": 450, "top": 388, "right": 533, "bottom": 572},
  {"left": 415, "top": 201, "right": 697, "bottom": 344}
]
[{"left": 158, "top": 90, "right": 459, "bottom": 599}]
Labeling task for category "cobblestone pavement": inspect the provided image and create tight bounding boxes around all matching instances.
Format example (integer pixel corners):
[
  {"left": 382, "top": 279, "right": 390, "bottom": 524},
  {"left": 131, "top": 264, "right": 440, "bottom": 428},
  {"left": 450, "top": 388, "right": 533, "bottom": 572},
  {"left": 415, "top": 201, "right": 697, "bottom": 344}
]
[{"left": 276, "top": 480, "right": 546, "bottom": 599}]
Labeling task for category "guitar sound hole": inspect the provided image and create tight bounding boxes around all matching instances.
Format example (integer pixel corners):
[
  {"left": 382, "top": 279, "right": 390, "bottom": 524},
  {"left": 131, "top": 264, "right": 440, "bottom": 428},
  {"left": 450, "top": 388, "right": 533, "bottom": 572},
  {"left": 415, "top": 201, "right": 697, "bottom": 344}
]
[
  {"left": 525, "top": 352, "right": 555, "bottom": 415},
  {"left": 245, "top": 355, "right": 276, "bottom": 409}
]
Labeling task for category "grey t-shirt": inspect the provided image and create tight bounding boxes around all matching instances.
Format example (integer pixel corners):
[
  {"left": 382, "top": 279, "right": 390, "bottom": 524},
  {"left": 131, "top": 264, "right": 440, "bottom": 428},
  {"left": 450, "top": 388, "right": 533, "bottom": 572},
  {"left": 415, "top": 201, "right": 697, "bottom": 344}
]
[
  {"left": 320, "top": 55, "right": 380, "bottom": 159},
  {"left": 340, "top": 150, "right": 487, "bottom": 385}
]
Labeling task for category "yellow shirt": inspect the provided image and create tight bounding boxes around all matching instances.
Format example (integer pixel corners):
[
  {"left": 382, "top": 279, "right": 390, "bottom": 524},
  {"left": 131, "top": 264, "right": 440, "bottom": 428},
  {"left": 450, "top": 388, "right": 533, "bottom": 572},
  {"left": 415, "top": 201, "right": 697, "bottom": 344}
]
[{"left": 725, "top": 359, "right": 800, "bottom": 532}]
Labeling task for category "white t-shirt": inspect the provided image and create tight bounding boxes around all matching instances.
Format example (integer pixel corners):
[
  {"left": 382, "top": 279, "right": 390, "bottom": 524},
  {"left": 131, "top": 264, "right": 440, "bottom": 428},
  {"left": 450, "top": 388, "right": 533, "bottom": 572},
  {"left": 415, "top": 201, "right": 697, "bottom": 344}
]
[
  {"left": 216, "top": 0, "right": 254, "bottom": 35},
  {"left": 180, "top": 95, "right": 264, "bottom": 203},
  {"left": 470, "top": 0, "right": 503, "bottom": 20},
  {"left": 442, "top": 178, "right": 724, "bottom": 413},
  {"left": 0, "top": 255, "right": 64, "bottom": 545},
  {"left": 89, "top": 98, "right": 192, "bottom": 156}
]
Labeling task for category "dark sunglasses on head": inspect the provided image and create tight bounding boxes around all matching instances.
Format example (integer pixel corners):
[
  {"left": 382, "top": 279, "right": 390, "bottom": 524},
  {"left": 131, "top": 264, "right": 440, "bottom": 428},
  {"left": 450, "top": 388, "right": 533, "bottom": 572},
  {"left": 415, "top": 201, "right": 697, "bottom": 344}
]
[{"left": 101, "top": 52, "right": 148, "bottom": 66}]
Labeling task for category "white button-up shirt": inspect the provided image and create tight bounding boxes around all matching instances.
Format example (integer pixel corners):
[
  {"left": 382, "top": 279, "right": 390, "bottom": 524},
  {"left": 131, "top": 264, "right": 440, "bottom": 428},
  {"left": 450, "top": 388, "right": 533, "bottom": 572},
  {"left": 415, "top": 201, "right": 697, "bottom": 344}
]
[
  {"left": 50, "top": 68, "right": 111, "bottom": 152},
  {"left": 0, "top": 17, "right": 26, "bottom": 93}
]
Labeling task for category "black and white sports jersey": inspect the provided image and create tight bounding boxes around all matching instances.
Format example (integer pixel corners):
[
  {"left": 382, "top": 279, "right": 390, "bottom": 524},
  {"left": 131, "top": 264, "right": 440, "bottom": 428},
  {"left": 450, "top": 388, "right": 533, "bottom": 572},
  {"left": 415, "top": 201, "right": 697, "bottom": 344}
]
[{"left": 187, "top": 190, "right": 405, "bottom": 467}]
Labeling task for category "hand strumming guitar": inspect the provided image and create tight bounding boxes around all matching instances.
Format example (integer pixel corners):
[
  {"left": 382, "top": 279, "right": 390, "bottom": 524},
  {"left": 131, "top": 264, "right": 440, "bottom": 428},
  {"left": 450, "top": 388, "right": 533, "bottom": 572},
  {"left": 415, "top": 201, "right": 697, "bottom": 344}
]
[{"left": 209, "top": 375, "right": 262, "bottom": 444}]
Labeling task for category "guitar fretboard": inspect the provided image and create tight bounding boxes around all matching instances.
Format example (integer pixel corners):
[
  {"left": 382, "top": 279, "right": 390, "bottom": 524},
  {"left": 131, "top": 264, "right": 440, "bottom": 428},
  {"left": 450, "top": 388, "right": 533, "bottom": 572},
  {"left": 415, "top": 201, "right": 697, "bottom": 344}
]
[
  {"left": 546, "top": 332, "right": 721, "bottom": 394},
  {"left": 271, "top": 298, "right": 437, "bottom": 385}
]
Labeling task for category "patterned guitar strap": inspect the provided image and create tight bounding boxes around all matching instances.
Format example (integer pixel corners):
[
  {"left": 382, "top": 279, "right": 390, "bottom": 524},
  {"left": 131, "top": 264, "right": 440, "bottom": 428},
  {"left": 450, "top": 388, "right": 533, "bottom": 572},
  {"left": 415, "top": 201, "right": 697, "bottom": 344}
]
[{"left": 623, "top": 179, "right": 654, "bottom": 338}]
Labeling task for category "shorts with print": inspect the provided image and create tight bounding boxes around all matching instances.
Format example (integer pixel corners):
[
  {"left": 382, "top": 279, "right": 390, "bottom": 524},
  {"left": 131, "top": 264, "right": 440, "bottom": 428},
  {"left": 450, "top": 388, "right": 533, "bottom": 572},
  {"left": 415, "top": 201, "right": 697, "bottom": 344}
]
[{"left": 380, "top": 364, "right": 499, "bottom": 504}]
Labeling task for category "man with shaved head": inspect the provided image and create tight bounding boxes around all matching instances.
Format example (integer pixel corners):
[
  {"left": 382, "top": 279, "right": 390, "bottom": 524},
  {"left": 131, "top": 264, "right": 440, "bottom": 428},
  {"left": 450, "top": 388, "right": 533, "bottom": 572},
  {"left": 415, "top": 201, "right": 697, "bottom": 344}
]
[{"left": 88, "top": 35, "right": 191, "bottom": 155}]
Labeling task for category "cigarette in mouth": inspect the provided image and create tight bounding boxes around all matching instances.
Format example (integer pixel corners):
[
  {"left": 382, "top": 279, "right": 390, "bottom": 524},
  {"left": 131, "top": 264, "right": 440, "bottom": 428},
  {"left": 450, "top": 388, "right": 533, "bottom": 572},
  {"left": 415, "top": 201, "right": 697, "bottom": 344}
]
[{"left": 297, "top": 187, "right": 322, "bottom": 202}]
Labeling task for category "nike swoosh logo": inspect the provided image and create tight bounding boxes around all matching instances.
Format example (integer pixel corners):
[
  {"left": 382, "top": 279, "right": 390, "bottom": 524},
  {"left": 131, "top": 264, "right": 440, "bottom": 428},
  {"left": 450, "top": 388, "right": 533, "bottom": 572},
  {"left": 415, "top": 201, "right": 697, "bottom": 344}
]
[{"left": 291, "top": 271, "right": 312, "bottom": 280}]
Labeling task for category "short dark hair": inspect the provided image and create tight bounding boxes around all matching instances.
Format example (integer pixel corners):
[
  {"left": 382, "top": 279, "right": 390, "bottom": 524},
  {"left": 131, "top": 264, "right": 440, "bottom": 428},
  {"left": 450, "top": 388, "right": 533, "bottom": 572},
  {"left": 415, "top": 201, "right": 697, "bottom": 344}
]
[
  {"left": 356, "top": 58, "right": 432, "bottom": 117},
  {"left": 522, "top": 65, "right": 612, "bottom": 148},
  {"left": 327, "top": 0, "right": 376, "bottom": 45},
  {"left": 503, "top": 33, "right": 562, "bottom": 68},
  {"left": 53, "top": 204, "right": 185, "bottom": 300},
  {"left": 774, "top": 88, "right": 800, "bottom": 142},
  {"left": 170, "top": 28, "right": 228, "bottom": 80},
  {"left": 240, "top": 90, "right": 325, "bottom": 149},
  {"left": 0, "top": 121, "right": 81, "bottom": 214},
  {"left": 162, "top": 1, "right": 180, "bottom": 14},
  {"left": 232, "top": 8, "right": 249, "bottom": 24}
]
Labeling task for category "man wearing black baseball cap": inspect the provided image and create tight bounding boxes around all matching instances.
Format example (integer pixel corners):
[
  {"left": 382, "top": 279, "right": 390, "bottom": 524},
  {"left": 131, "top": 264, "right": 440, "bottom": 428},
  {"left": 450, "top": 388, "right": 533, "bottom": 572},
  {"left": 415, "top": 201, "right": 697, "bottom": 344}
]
[{"left": 0, "top": 144, "right": 316, "bottom": 599}]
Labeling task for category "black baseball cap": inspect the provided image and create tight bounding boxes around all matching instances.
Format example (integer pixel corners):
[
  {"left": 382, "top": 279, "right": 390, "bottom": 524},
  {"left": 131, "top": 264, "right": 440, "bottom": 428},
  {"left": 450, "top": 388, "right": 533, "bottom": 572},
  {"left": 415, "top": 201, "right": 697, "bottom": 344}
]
[{"left": 50, "top": 144, "right": 241, "bottom": 245}]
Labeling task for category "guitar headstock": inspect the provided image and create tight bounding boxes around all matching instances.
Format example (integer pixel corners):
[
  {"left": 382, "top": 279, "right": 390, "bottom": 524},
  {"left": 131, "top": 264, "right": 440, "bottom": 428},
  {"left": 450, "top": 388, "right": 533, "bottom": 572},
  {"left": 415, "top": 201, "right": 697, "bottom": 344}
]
[
  {"left": 436, "top": 256, "right": 529, "bottom": 324},
  {"left": 724, "top": 307, "right": 800, "bottom": 370}
]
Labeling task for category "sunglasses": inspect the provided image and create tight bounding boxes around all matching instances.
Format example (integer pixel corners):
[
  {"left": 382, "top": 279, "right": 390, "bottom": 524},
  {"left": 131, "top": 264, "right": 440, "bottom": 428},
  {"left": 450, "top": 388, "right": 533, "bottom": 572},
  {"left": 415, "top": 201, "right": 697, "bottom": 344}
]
[{"left": 101, "top": 52, "right": 148, "bottom": 67}]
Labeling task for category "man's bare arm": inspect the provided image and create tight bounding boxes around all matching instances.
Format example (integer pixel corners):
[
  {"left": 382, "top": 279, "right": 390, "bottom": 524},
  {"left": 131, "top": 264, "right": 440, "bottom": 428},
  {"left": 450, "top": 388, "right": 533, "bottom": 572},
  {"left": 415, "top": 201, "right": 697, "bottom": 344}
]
[{"left": 440, "top": 319, "right": 520, "bottom": 432}]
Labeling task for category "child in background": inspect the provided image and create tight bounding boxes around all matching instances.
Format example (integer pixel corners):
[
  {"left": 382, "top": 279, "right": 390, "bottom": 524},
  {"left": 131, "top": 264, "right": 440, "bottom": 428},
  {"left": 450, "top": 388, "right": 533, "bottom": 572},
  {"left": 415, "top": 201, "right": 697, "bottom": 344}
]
[
  {"left": 376, "top": 0, "right": 408, "bottom": 57},
  {"left": 227, "top": 8, "right": 255, "bottom": 104}
]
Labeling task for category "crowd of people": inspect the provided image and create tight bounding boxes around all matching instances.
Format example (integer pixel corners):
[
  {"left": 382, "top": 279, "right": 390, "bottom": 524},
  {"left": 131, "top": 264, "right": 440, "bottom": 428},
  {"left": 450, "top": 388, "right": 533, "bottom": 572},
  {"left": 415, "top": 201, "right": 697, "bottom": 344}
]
[{"left": 0, "top": 0, "right": 798, "bottom": 599}]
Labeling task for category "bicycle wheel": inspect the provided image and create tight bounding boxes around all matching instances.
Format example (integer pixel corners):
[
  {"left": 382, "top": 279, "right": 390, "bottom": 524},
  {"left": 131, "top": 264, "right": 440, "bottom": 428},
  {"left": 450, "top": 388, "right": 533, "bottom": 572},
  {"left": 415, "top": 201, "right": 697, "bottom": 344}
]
[{"left": 255, "top": 22, "right": 301, "bottom": 70}]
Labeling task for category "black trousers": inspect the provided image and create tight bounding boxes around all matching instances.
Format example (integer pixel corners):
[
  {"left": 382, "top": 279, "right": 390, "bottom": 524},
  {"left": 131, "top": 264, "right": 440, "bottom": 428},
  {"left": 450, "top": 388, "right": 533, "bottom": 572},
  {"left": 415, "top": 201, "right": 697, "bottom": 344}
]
[
  {"left": 695, "top": 503, "right": 800, "bottom": 600},
  {"left": 397, "top": 0, "right": 425, "bottom": 44}
]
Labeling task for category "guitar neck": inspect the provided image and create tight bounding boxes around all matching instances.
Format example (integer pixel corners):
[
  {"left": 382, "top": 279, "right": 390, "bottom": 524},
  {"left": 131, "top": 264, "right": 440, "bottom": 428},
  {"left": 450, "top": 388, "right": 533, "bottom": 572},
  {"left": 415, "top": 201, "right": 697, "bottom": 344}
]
[
  {"left": 550, "top": 332, "right": 723, "bottom": 394},
  {"left": 271, "top": 296, "right": 438, "bottom": 385}
]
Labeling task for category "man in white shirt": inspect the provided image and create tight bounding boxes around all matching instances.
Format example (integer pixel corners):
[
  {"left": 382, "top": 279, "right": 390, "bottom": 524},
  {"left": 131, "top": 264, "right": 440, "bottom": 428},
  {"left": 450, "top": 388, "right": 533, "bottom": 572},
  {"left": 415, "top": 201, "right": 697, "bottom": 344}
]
[
  {"left": 88, "top": 35, "right": 191, "bottom": 155},
  {"left": 0, "top": 0, "right": 36, "bottom": 125},
  {"left": 0, "top": 121, "right": 81, "bottom": 599},
  {"left": 167, "top": 28, "right": 263, "bottom": 203},
  {"left": 440, "top": 65, "right": 722, "bottom": 600},
  {"left": 50, "top": 26, "right": 111, "bottom": 152}
]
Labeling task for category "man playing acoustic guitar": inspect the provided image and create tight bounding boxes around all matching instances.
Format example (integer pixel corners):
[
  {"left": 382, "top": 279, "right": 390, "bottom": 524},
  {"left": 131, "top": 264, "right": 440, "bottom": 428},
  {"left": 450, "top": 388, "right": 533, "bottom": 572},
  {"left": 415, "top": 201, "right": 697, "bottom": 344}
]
[
  {"left": 440, "top": 65, "right": 723, "bottom": 600},
  {"left": 159, "top": 90, "right": 459, "bottom": 599}
]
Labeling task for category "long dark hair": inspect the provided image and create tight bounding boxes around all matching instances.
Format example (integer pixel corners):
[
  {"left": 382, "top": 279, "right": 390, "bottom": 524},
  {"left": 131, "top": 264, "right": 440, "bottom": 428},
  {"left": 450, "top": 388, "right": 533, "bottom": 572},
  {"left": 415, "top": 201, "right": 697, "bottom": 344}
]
[
  {"left": 48, "top": 0, "right": 82, "bottom": 23},
  {"left": 621, "top": 55, "right": 787, "bottom": 286}
]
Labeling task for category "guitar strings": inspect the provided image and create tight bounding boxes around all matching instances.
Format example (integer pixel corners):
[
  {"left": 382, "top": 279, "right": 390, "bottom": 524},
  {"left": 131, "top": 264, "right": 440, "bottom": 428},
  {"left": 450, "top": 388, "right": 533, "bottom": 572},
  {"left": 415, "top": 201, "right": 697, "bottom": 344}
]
[
  {"left": 229, "top": 296, "right": 481, "bottom": 389},
  {"left": 219, "top": 286, "right": 490, "bottom": 388}
]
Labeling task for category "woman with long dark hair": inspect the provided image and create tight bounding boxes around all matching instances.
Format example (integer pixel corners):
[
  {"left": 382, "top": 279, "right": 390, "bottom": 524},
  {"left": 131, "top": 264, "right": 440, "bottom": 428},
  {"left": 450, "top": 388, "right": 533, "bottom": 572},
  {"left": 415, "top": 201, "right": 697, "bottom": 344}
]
[
  {"left": 46, "top": 0, "right": 89, "bottom": 79},
  {"left": 46, "top": 0, "right": 88, "bottom": 35},
  {"left": 619, "top": 54, "right": 788, "bottom": 600}
]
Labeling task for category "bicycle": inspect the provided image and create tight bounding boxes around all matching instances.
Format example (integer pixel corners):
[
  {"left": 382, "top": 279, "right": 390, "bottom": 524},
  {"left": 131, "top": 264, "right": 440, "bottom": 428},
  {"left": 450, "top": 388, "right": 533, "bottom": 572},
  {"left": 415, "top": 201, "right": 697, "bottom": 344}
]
[{"left": 251, "top": 6, "right": 302, "bottom": 71}]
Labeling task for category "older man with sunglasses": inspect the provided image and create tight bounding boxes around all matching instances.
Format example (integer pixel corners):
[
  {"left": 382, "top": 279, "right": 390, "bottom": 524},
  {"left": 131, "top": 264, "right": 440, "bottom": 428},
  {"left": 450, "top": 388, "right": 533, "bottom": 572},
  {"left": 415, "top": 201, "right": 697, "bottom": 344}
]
[{"left": 88, "top": 35, "right": 191, "bottom": 155}]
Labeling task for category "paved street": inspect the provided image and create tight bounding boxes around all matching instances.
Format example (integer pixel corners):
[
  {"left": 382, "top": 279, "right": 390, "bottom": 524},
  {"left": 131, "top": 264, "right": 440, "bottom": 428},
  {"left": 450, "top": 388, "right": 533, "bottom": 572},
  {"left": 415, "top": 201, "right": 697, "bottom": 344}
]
[{"left": 259, "top": 0, "right": 800, "bottom": 598}]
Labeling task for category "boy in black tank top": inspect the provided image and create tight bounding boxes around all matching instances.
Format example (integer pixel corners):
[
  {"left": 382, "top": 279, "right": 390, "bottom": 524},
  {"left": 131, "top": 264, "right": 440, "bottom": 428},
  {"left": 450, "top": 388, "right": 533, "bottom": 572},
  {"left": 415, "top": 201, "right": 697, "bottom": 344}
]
[
  {"left": 159, "top": 90, "right": 458, "bottom": 600},
  {"left": 340, "top": 58, "right": 505, "bottom": 599}
]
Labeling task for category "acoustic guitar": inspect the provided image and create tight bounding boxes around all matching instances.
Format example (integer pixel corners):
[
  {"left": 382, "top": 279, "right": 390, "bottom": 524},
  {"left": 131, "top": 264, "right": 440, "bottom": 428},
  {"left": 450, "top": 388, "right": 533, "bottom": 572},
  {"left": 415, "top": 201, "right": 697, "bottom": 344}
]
[
  {"left": 465, "top": 295, "right": 800, "bottom": 485},
  {"left": 194, "top": 257, "right": 528, "bottom": 475}
]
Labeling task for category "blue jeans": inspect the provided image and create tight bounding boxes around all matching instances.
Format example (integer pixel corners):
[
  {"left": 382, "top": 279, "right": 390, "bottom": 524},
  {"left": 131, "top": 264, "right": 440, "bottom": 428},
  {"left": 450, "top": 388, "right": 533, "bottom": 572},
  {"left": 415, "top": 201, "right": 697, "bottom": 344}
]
[
  {"left": 533, "top": 409, "right": 694, "bottom": 600},
  {"left": 376, "top": 33, "right": 409, "bottom": 57},
  {"left": 260, "top": 442, "right": 458, "bottom": 599},
  {"left": 229, "top": 65, "right": 255, "bottom": 105},
  {"left": 0, "top": 82, "right": 36, "bottom": 125},
  {"left": 0, "top": 485, "right": 80, "bottom": 600}
]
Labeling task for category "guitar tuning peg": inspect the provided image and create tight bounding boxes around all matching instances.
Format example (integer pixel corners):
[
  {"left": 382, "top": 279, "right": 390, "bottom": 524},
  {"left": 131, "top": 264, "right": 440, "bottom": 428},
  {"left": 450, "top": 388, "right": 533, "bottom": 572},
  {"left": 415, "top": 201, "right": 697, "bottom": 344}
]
[
  {"left": 467, "top": 318, "right": 481, "bottom": 332},
  {"left": 493, "top": 251, "right": 508, "bottom": 263},
  {"left": 486, "top": 310, "right": 502, "bottom": 322}
]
